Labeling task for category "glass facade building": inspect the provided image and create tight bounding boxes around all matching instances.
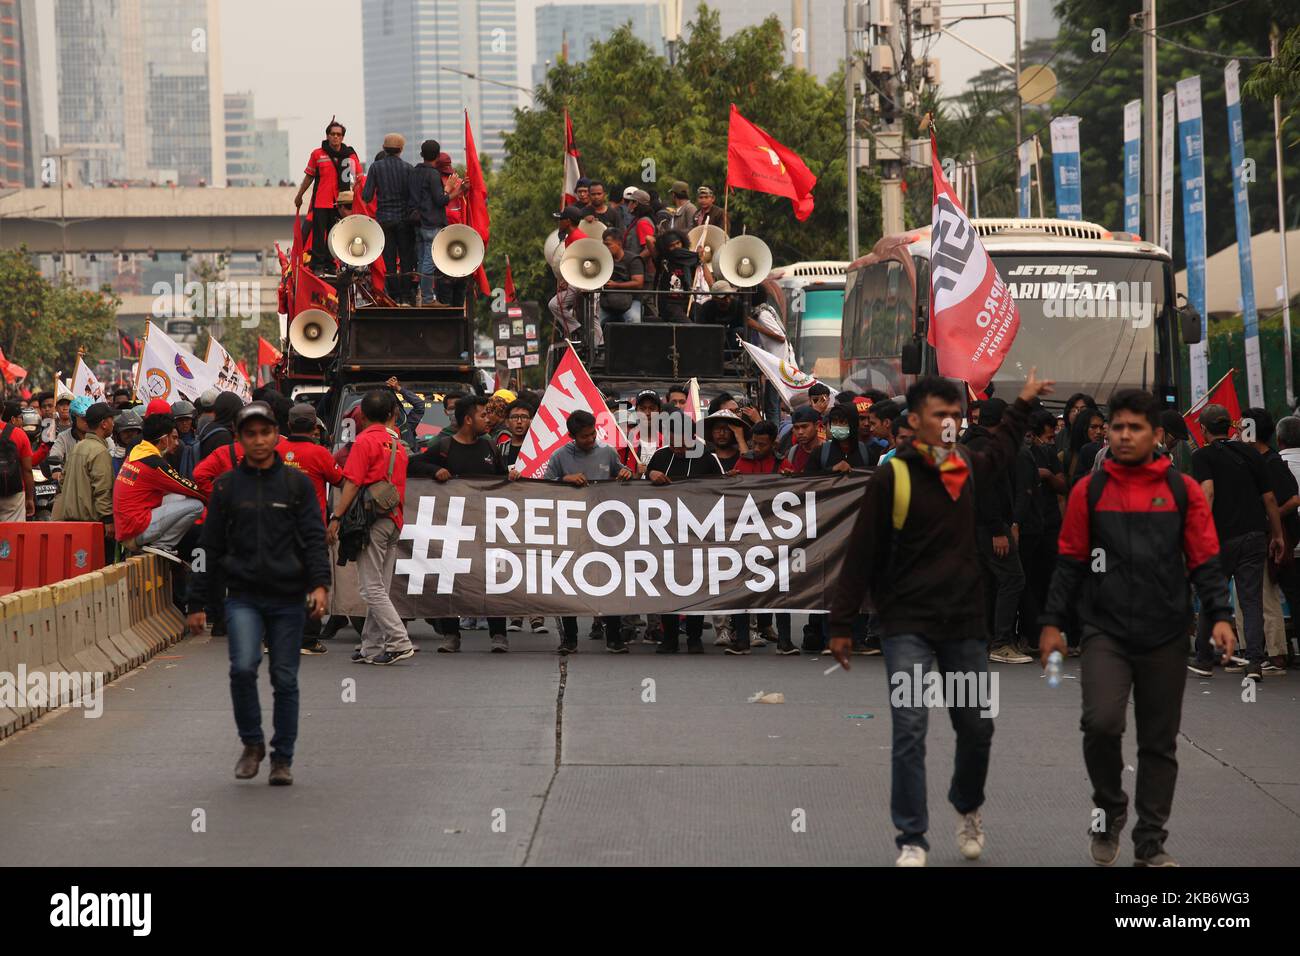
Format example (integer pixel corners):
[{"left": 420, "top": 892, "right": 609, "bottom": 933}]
[{"left": 532, "top": 2, "right": 662, "bottom": 87}]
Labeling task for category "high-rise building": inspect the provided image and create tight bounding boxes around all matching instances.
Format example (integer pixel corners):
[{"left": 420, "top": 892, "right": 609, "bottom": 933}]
[
  {"left": 533, "top": 3, "right": 662, "bottom": 87},
  {"left": 254, "top": 118, "right": 290, "bottom": 186},
  {"left": 54, "top": 0, "right": 224, "bottom": 186},
  {"left": 689, "top": 0, "right": 840, "bottom": 80},
  {"left": 0, "top": 0, "right": 46, "bottom": 188},
  {"left": 362, "top": 0, "right": 520, "bottom": 169},
  {"left": 225, "top": 92, "right": 256, "bottom": 186}
]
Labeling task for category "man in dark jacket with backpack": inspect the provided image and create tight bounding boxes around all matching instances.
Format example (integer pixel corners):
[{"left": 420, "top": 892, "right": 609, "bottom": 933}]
[
  {"left": 187, "top": 402, "right": 330, "bottom": 787},
  {"left": 829, "top": 370, "right": 1054, "bottom": 867},
  {"left": 1039, "top": 389, "right": 1233, "bottom": 867},
  {"left": 198, "top": 392, "right": 244, "bottom": 461}
]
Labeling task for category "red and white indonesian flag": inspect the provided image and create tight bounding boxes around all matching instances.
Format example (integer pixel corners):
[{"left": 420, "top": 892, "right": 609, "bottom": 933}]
[
  {"left": 71, "top": 356, "right": 107, "bottom": 402},
  {"left": 514, "top": 345, "right": 632, "bottom": 477},
  {"left": 205, "top": 337, "right": 254, "bottom": 402},
  {"left": 928, "top": 130, "right": 1019, "bottom": 394},
  {"left": 135, "top": 321, "right": 218, "bottom": 403},
  {"left": 739, "top": 340, "right": 832, "bottom": 408},
  {"left": 562, "top": 110, "right": 582, "bottom": 208}
]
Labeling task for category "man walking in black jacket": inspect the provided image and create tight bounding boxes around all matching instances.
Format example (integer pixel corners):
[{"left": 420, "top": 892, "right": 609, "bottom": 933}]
[
  {"left": 830, "top": 371, "right": 1055, "bottom": 867},
  {"left": 1040, "top": 389, "right": 1233, "bottom": 867},
  {"left": 187, "top": 402, "right": 330, "bottom": 786}
]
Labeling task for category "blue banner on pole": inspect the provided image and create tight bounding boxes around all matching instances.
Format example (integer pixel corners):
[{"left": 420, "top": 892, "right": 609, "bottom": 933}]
[
  {"left": 1018, "top": 140, "right": 1032, "bottom": 218},
  {"left": 1225, "top": 60, "right": 1264, "bottom": 406},
  {"left": 1050, "top": 117, "right": 1082, "bottom": 220},
  {"left": 1177, "top": 76, "right": 1209, "bottom": 399},
  {"left": 1123, "top": 100, "right": 1141, "bottom": 235}
]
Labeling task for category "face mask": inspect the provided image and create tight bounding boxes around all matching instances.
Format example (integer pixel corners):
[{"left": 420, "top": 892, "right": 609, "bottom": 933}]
[{"left": 829, "top": 425, "right": 852, "bottom": 441}]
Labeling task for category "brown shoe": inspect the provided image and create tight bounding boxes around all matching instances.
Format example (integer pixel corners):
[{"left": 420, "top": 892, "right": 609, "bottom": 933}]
[
  {"left": 268, "top": 758, "right": 293, "bottom": 786},
  {"left": 234, "top": 742, "right": 266, "bottom": 779}
]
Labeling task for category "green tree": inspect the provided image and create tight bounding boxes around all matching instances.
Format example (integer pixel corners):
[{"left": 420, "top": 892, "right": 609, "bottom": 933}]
[{"left": 1245, "top": 23, "right": 1300, "bottom": 145}]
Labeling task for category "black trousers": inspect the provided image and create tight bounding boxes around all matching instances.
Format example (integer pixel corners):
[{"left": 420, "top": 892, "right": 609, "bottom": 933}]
[
  {"left": 1196, "top": 530, "right": 1266, "bottom": 667},
  {"left": 435, "top": 275, "right": 467, "bottom": 307},
  {"left": 380, "top": 220, "right": 416, "bottom": 303},
  {"left": 1016, "top": 530, "right": 1058, "bottom": 649},
  {"left": 1080, "top": 633, "right": 1186, "bottom": 855},
  {"left": 440, "top": 616, "right": 507, "bottom": 637},
  {"left": 977, "top": 531, "right": 1025, "bottom": 646},
  {"left": 561, "top": 616, "right": 621, "bottom": 645},
  {"left": 310, "top": 208, "right": 340, "bottom": 272},
  {"left": 661, "top": 615, "right": 703, "bottom": 647}
]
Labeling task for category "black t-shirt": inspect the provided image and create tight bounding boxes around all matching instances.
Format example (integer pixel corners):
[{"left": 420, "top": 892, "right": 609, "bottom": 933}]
[
  {"left": 412, "top": 435, "right": 505, "bottom": 477},
  {"left": 646, "top": 447, "right": 723, "bottom": 479},
  {"left": 803, "top": 440, "right": 870, "bottom": 474},
  {"left": 1031, "top": 441, "right": 1063, "bottom": 530},
  {"left": 581, "top": 204, "right": 626, "bottom": 232},
  {"left": 603, "top": 254, "right": 645, "bottom": 312},
  {"left": 501, "top": 441, "right": 523, "bottom": 468},
  {"left": 696, "top": 297, "right": 746, "bottom": 330},
  {"left": 1191, "top": 439, "right": 1268, "bottom": 540},
  {"left": 714, "top": 449, "right": 741, "bottom": 472},
  {"left": 1262, "top": 448, "right": 1300, "bottom": 541}
]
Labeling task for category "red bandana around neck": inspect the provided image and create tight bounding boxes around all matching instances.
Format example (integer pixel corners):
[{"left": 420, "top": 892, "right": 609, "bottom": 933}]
[{"left": 912, "top": 441, "right": 970, "bottom": 501}]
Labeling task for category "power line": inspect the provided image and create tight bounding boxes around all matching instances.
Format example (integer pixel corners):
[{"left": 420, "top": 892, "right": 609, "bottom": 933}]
[
  {"left": 1152, "top": 33, "right": 1271, "bottom": 61},
  {"left": 1156, "top": 0, "right": 1251, "bottom": 30}
]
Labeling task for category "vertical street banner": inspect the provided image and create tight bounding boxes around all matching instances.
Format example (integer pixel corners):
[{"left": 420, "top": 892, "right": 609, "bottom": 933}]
[
  {"left": 1159, "top": 90, "right": 1176, "bottom": 254},
  {"left": 1123, "top": 100, "right": 1142, "bottom": 236},
  {"left": 386, "top": 474, "right": 868, "bottom": 617},
  {"left": 1017, "top": 139, "right": 1033, "bottom": 219},
  {"left": 1049, "top": 116, "right": 1082, "bottom": 221},
  {"left": 1177, "top": 76, "right": 1209, "bottom": 399},
  {"left": 928, "top": 130, "right": 1020, "bottom": 394},
  {"left": 1225, "top": 60, "right": 1264, "bottom": 408}
]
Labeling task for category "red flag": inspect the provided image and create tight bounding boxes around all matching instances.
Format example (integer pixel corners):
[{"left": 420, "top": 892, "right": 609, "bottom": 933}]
[
  {"left": 725, "top": 104, "right": 817, "bottom": 221},
  {"left": 504, "top": 255, "right": 516, "bottom": 303},
  {"left": 275, "top": 242, "right": 289, "bottom": 275},
  {"left": 349, "top": 171, "right": 387, "bottom": 291},
  {"left": 236, "top": 359, "right": 250, "bottom": 381},
  {"left": 928, "top": 128, "right": 1019, "bottom": 394},
  {"left": 562, "top": 109, "right": 582, "bottom": 208},
  {"left": 294, "top": 263, "right": 338, "bottom": 318},
  {"left": 463, "top": 110, "right": 492, "bottom": 297},
  {"left": 0, "top": 346, "right": 28, "bottom": 384},
  {"left": 1183, "top": 369, "right": 1243, "bottom": 446},
  {"left": 514, "top": 347, "right": 630, "bottom": 477},
  {"left": 258, "top": 337, "right": 283, "bottom": 366}
]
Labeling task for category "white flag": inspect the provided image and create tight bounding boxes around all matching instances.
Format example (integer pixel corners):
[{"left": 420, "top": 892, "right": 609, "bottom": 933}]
[
  {"left": 739, "top": 340, "right": 833, "bottom": 409},
  {"left": 54, "top": 372, "right": 74, "bottom": 401},
  {"left": 205, "top": 337, "right": 253, "bottom": 402},
  {"left": 71, "top": 357, "right": 107, "bottom": 402},
  {"left": 135, "top": 321, "right": 218, "bottom": 403}
]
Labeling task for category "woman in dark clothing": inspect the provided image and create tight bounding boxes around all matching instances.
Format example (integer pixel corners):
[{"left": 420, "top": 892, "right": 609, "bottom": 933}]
[{"left": 1066, "top": 407, "right": 1106, "bottom": 489}]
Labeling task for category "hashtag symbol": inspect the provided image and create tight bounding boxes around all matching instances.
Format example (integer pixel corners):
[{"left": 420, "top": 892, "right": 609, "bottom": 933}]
[{"left": 396, "top": 495, "right": 476, "bottom": 595}]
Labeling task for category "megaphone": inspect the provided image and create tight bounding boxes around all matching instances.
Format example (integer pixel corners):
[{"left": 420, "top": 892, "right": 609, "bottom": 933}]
[
  {"left": 717, "top": 235, "right": 772, "bottom": 288},
  {"left": 687, "top": 224, "right": 728, "bottom": 264},
  {"left": 289, "top": 309, "right": 339, "bottom": 360},
  {"left": 579, "top": 218, "right": 607, "bottom": 240},
  {"left": 543, "top": 229, "right": 565, "bottom": 277},
  {"left": 327, "top": 215, "right": 385, "bottom": 267},
  {"left": 432, "top": 224, "right": 485, "bottom": 278},
  {"left": 559, "top": 238, "right": 614, "bottom": 291}
]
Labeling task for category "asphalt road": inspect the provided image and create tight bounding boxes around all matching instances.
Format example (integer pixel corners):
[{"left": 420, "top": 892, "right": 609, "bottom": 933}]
[{"left": 1, "top": 619, "right": 1297, "bottom": 866}]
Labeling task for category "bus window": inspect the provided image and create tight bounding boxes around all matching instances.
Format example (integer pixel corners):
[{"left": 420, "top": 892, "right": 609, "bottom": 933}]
[{"left": 866, "top": 263, "right": 897, "bottom": 357}]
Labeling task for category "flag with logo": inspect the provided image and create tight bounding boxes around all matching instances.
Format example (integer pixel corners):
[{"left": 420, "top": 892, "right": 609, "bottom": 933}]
[
  {"left": 928, "top": 129, "right": 1020, "bottom": 394},
  {"left": 739, "top": 340, "right": 831, "bottom": 409},
  {"left": 514, "top": 345, "right": 630, "bottom": 477},
  {"left": 1183, "top": 369, "right": 1242, "bottom": 447},
  {"left": 562, "top": 109, "right": 583, "bottom": 209},
  {"left": 205, "top": 337, "right": 254, "bottom": 402},
  {"left": 725, "top": 104, "right": 817, "bottom": 221},
  {"left": 135, "top": 321, "right": 218, "bottom": 403},
  {"left": 71, "top": 356, "right": 107, "bottom": 402},
  {"left": 293, "top": 262, "right": 339, "bottom": 320}
]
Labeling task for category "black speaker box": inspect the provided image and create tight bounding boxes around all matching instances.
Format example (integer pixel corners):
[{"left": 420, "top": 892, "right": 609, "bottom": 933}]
[{"left": 604, "top": 324, "right": 725, "bottom": 377}]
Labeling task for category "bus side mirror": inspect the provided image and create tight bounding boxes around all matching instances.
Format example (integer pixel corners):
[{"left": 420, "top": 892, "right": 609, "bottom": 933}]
[
  {"left": 1176, "top": 295, "right": 1202, "bottom": 345},
  {"left": 901, "top": 339, "right": 922, "bottom": 375}
]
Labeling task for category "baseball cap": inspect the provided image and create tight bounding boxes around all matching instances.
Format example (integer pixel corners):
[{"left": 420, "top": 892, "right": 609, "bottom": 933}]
[
  {"left": 793, "top": 405, "right": 822, "bottom": 424},
  {"left": 634, "top": 388, "right": 661, "bottom": 409},
  {"left": 288, "top": 402, "right": 318, "bottom": 430},
  {"left": 84, "top": 402, "right": 115, "bottom": 428},
  {"left": 854, "top": 397, "right": 874, "bottom": 415},
  {"left": 114, "top": 410, "right": 142, "bottom": 431},
  {"left": 628, "top": 188, "right": 650, "bottom": 205},
  {"left": 234, "top": 401, "right": 277, "bottom": 430},
  {"left": 197, "top": 387, "right": 220, "bottom": 410},
  {"left": 697, "top": 185, "right": 715, "bottom": 197},
  {"left": 552, "top": 204, "right": 585, "bottom": 222},
  {"left": 170, "top": 400, "right": 195, "bottom": 419},
  {"left": 492, "top": 388, "right": 517, "bottom": 403},
  {"left": 710, "top": 280, "right": 736, "bottom": 295},
  {"left": 671, "top": 180, "right": 689, "bottom": 196},
  {"left": 145, "top": 398, "right": 172, "bottom": 417},
  {"left": 1161, "top": 409, "right": 1191, "bottom": 442}
]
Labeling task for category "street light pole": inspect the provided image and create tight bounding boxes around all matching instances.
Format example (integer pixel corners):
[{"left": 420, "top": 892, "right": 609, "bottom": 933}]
[
  {"left": 1142, "top": 0, "right": 1158, "bottom": 243},
  {"left": 1273, "top": 24, "right": 1294, "bottom": 407},
  {"left": 845, "top": 0, "right": 859, "bottom": 260}
]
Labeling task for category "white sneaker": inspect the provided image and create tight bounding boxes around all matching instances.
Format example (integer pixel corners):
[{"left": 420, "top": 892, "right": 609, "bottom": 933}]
[
  {"left": 506, "top": 620, "right": 523, "bottom": 632},
  {"left": 713, "top": 629, "right": 734, "bottom": 647},
  {"left": 957, "top": 810, "right": 985, "bottom": 860},
  {"left": 895, "top": 845, "right": 927, "bottom": 867}
]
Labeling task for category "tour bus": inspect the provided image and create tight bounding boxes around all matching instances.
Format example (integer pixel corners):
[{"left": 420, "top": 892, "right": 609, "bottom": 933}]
[
  {"left": 839, "top": 218, "right": 1202, "bottom": 408},
  {"left": 768, "top": 261, "right": 849, "bottom": 388}
]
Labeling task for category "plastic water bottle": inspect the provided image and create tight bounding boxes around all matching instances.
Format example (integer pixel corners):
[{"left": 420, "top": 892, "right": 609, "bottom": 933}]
[{"left": 1046, "top": 650, "right": 1063, "bottom": 689}]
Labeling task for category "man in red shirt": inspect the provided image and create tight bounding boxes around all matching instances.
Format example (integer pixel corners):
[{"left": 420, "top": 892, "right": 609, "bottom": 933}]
[
  {"left": 326, "top": 390, "right": 413, "bottom": 665},
  {"left": 193, "top": 430, "right": 294, "bottom": 497},
  {"left": 114, "top": 414, "right": 206, "bottom": 559},
  {"left": 0, "top": 400, "right": 36, "bottom": 520},
  {"left": 780, "top": 406, "right": 823, "bottom": 474},
  {"left": 293, "top": 119, "right": 362, "bottom": 274}
]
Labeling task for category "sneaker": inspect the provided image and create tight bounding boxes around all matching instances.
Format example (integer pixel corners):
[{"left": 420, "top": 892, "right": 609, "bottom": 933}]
[
  {"left": 641, "top": 629, "right": 662, "bottom": 645},
  {"left": 1135, "top": 849, "right": 1179, "bottom": 867},
  {"left": 605, "top": 641, "right": 630, "bottom": 654},
  {"left": 490, "top": 633, "right": 509, "bottom": 653},
  {"left": 557, "top": 642, "right": 577, "bottom": 656},
  {"left": 751, "top": 634, "right": 769, "bottom": 647},
  {"left": 686, "top": 638, "right": 704, "bottom": 654},
  {"left": 268, "top": 758, "right": 293, "bottom": 786},
  {"left": 1244, "top": 664, "right": 1262, "bottom": 682},
  {"left": 777, "top": 643, "right": 801, "bottom": 656},
  {"left": 1090, "top": 830, "right": 1122, "bottom": 866},
  {"left": 655, "top": 641, "right": 680, "bottom": 655},
  {"left": 859, "top": 645, "right": 883, "bottom": 656},
  {"left": 351, "top": 650, "right": 370, "bottom": 664},
  {"left": 389, "top": 647, "right": 416, "bottom": 663},
  {"left": 1262, "top": 657, "right": 1287, "bottom": 675},
  {"left": 989, "top": 644, "right": 1033, "bottom": 664},
  {"left": 141, "top": 544, "right": 186, "bottom": 565},
  {"left": 588, "top": 621, "right": 605, "bottom": 641},
  {"left": 956, "top": 810, "right": 985, "bottom": 860},
  {"left": 724, "top": 645, "right": 751, "bottom": 655},
  {"left": 713, "top": 630, "right": 734, "bottom": 647},
  {"left": 506, "top": 619, "right": 523, "bottom": 632},
  {"left": 458, "top": 617, "right": 476, "bottom": 631},
  {"left": 436, "top": 636, "right": 461, "bottom": 653},
  {"left": 895, "top": 845, "right": 927, "bottom": 867},
  {"left": 759, "top": 624, "right": 779, "bottom": 642},
  {"left": 234, "top": 742, "right": 266, "bottom": 779},
  {"left": 852, "top": 643, "right": 875, "bottom": 656},
  {"left": 301, "top": 640, "right": 328, "bottom": 656},
  {"left": 531, "top": 618, "right": 549, "bottom": 634},
  {"left": 1225, "top": 659, "right": 1249, "bottom": 673},
  {"left": 210, "top": 620, "right": 228, "bottom": 638},
  {"left": 1186, "top": 661, "right": 1214, "bottom": 677},
  {"left": 368, "top": 649, "right": 413, "bottom": 665}
]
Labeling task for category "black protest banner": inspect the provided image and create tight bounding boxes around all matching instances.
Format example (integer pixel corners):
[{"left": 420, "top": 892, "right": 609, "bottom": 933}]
[{"left": 388, "top": 473, "right": 867, "bottom": 618}]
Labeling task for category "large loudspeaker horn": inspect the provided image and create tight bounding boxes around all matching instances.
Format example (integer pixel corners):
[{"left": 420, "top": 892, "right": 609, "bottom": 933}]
[
  {"left": 687, "top": 224, "right": 728, "bottom": 263},
  {"left": 289, "top": 309, "right": 339, "bottom": 359},
  {"left": 579, "top": 218, "right": 606, "bottom": 239},
  {"left": 433, "top": 224, "right": 485, "bottom": 278},
  {"left": 543, "top": 229, "right": 564, "bottom": 277},
  {"left": 327, "top": 214, "right": 385, "bottom": 267},
  {"left": 717, "top": 235, "right": 772, "bottom": 287},
  {"left": 559, "top": 238, "right": 614, "bottom": 291}
]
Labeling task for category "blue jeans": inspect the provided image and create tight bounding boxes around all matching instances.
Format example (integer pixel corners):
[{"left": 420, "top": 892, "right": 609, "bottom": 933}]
[
  {"left": 600, "top": 299, "right": 642, "bottom": 326},
  {"left": 882, "top": 633, "right": 994, "bottom": 850},
  {"left": 227, "top": 596, "right": 306, "bottom": 764},
  {"left": 417, "top": 226, "right": 441, "bottom": 300}
]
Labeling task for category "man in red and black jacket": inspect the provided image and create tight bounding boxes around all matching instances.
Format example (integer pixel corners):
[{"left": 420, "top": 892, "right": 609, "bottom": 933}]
[
  {"left": 113, "top": 413, "right": 206, "bottom": 559},
  {"left": 1039, "top": 389, "right": 1234, "bottom": 868}
]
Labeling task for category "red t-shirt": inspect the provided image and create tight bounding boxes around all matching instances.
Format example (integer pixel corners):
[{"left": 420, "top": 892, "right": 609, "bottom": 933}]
[
  {"left": 280, "top": 435, "right": 345, "bottom": 520},
  {"left": 734, "top": 453, "right": 781, "bottom": 475},
  {"left": 305, "top": 147, "right": 361, "bottom": 210},
  {"left": 2, "top": 423, "right": 33, "bottom": 462},
  {"left": 192, "top": 436, "right": 293, "bottom": 498},
  {"left": 342, "top": 424, "right": 409, "bottom": 527},
  {"left": 563, "top": 227, "right": 588, "bottom": 247}
]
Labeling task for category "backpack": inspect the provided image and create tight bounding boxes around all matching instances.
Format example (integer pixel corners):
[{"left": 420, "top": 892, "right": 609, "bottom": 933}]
[
  {"left": 887, "top": 444, "right": 975, "bottom": 530},
  {"left": 177, "top": 436, "right": 201, "bottom": 480},
  {"left": 815, "top": 440, "right": 871, "bottom": 471},
  {"left": 0, "top": 423, "right": 23, "bottom": 496}
]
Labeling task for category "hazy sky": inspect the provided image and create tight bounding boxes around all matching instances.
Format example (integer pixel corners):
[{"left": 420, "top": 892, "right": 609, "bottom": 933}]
[{"left": 36, "top": 0, "right": 1020, "bottom": 168}]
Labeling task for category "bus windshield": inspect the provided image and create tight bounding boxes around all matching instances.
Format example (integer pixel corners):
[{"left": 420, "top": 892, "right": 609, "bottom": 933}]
[
  {"left": 990, "top": 254, "right": 1168, "bottom": 402},
  {"left": 797, "top": 289, "right": 844, "bottom": 385}
]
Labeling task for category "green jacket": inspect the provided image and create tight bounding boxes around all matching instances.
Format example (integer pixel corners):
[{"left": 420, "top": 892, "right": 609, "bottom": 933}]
[{"left": 53, "top": 432, "right": 113, "bottom": 522}]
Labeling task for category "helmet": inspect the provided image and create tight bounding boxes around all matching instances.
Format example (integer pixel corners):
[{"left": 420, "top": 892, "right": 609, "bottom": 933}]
[
  {"left": 69, "top": 395, "right": 93, "bottom": 418},
  {"left": 20, "top": 408, "right": 40, "bottom": 431},
  {"left": 197, "top": 387, "right": 220, "bottom": 411},
  {"left": 171, "top": 400, "right": 196, "bottom": 419},
  {"left": 114, "top": 410, "right": 143, "bottom": 431}
]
